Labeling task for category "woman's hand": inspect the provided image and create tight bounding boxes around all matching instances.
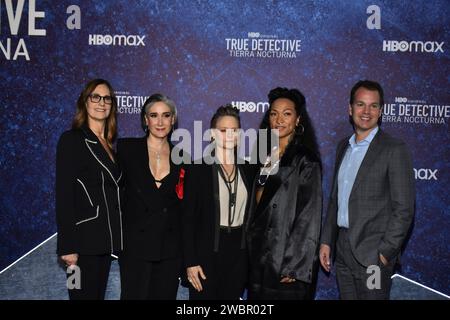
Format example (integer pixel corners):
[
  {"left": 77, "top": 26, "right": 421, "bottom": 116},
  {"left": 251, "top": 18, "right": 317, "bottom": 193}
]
[
  {"left": 187, "top": 265, "right": 207, "bottom": 292},
  {"left": 61, "top": 253, "right": 78, "bottom": 267}
]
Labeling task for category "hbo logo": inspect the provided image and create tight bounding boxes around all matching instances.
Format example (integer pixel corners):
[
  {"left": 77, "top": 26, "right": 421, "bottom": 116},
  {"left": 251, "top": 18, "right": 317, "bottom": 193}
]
[
  {"left": 248, "top": 32, "right": 260, "bottom": 38},
  {"left": 231, "top": 101, "right": 269, "bottom": 113},
  {"left": 395, "top": 97, "right": 407, "bottom": 103}
]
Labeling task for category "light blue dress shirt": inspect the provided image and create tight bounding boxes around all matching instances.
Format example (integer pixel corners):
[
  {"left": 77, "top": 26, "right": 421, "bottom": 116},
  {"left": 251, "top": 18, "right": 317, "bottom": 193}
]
[{"left": 337, "top": 126, "right": 379, "bottom": 228}]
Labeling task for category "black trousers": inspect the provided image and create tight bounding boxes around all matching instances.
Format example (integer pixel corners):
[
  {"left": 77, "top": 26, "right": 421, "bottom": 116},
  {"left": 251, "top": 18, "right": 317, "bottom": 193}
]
[
  {"left": 119, "top": 254, "right": 181, "bottom": 300},
  {"left": 335, "top": 228, "right": 395, "bottom": 300},
  {"left": 189, "top": 227, "right": 247, "bottom": 300},
  {"left": 248, "top": 280, "right": 312, "bottom": 300},
  {"left": 67, "top": 254, "right": 112, "bottom": 300}
]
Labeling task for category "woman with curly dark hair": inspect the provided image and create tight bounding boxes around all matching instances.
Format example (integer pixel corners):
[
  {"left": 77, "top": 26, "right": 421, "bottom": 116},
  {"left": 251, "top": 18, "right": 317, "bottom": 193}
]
[{"left": 246, "top": 87, "right": 322, "bottom": 300}]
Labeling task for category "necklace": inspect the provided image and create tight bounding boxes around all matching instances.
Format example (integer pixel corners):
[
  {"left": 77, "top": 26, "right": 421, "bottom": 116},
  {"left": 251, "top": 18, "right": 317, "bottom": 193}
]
[
  {"left": 218, "top": 164, "right": 239, "bottom": 231},
  {"left": 148, "top": 143, "right": 165, "bottom": 168},
  {"left": 154, "top": 150, "right": 161, "bottom": 167},
  {"left": 257, "top": 151, "right": 281, "bottom": 186}
]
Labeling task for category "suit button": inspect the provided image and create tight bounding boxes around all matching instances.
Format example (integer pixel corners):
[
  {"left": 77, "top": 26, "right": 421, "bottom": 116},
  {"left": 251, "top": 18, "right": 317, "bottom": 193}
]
[
  {"left": 162, "top": 208, "right": 167, "bottom": 213},
  {"left": 272, "top": 204, "right": 277, "bottom": 209},
  {"left": 145, "top": 208, "right": 149, "bottom": 213}
]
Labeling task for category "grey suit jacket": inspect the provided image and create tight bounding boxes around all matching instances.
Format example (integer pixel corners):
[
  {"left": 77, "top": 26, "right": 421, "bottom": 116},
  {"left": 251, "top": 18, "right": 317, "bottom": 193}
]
[{"left": 321, "top": 129, "right": 415, "bottom": 267}]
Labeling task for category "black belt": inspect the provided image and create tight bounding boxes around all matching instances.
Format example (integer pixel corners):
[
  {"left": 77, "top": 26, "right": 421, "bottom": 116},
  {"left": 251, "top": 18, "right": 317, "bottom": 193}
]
[{"left": 219, "top": 225, "right": 242, "bottom": 230}]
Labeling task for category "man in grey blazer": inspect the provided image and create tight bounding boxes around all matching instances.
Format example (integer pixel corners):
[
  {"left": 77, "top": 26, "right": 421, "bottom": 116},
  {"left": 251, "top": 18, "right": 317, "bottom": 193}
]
[{"left": 320, "top": 80, "right": 415, "bottom": 299}]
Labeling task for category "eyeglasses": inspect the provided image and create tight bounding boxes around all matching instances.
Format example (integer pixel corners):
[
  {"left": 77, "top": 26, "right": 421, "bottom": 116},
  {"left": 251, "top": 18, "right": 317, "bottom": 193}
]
[{"left": 89, "top": 94, "right": 113, "bottom": 105}]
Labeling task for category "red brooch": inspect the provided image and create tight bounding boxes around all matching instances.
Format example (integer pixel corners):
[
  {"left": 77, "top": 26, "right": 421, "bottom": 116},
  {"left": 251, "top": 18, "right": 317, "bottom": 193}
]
[{"left": 175, "top": 168, "right": 185, "bottom": 200}]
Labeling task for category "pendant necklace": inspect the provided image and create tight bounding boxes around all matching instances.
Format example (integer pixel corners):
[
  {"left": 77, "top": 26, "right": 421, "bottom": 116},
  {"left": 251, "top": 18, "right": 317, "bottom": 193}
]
[
  {"left": 257, "top": 147, "right": 283, "bottom": 186},
  {"left": 218, "top": 164, "right": 239, "bottom": 231}
]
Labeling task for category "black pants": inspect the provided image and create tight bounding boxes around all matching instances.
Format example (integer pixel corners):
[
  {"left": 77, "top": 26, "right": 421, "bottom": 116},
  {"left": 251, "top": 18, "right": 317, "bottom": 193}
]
[
  {"left": 248, "top": 280, "right": 312, "bottom": 300},
  {"left": 189, "top": 227, "right": 247, "bottom": 300},
  {"left": 67, "top": 254, "right": 112, "bottom": 300},
  {"left": 119, "top": 254, "right": 181, "bottom": 300},
  {"left": 336, "top": 228, "right": 395, "bottom": 300}
]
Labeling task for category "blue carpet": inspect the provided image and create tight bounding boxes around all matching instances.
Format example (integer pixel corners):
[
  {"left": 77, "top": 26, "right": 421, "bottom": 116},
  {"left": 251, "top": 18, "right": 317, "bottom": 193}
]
[
  {"left": 0, "top": 236, "right": 447, "bottom": 300},
  {"left": 0, "top": 235, "right": 188, "bottom": 300}
]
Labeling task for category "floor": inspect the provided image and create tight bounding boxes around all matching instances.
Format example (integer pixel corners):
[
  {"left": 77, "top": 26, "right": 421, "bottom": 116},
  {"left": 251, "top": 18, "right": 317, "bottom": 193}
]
[{"left": 0, "top": 235, "right": 447, "bottom": 300}]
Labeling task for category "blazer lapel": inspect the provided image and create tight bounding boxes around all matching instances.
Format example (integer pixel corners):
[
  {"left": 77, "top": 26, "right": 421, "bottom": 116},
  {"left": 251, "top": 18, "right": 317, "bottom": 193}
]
[
  {"left": 330, "top": 138, "right": 351, "bottom": 198},
  {"left": 211, "top": 164, "right": 221, "bottom": 251},
  {"left": 81, "top": 125, "right": 120, "bottom": 185},
  {"left": 237, "top": 162, "right": 251, "bottom": 192},
  {"left": 133, "top": 137, "right": 160, "bottom": 208},
  {"left": 253, "top": 162, "right": 297, "bottom": 221},
  {"left": 158, "top": 144, "right": 181, "bottom": 194},
  {"left": 136, "top": 140, "right": 181, "bottom": 207}
]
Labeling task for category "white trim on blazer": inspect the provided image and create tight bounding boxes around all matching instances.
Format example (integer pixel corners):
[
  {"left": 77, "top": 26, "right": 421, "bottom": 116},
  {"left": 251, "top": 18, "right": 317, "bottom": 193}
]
[
  {"left": 76, "top": 178, "right": 94, "bottom": 207},
  {"left": 75, "top": 205, "right": 99, "bottom": 225}
]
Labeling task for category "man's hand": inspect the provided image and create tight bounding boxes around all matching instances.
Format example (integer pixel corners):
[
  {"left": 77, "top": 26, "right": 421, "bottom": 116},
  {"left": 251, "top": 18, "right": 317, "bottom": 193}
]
[
  {"left": 319, "top": 244, "right": 331, "bottom": 272},
  {"left": 379, "top": 253, "right": 388, "bottom": 266}
]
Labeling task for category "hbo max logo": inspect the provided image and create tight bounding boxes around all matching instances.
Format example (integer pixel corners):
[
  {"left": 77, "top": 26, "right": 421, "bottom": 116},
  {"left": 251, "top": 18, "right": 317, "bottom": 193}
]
[
  {"left": 231, "top": 101, "right": 269, "bottom": 113},
  {"left": 383, "top": 40, "right": 444, "bottom": 53},
  {"left": 414, "top": 168, "right": 438, "bottom": 181},
  {"left": 89, "top": 34, "right": 146, "bottom": 46}
]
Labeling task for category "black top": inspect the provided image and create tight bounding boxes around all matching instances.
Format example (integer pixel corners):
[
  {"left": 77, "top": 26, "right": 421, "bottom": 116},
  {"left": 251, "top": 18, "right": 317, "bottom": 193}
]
[{"left": 117, "top": 137, "right": 186, "bottom": 261}]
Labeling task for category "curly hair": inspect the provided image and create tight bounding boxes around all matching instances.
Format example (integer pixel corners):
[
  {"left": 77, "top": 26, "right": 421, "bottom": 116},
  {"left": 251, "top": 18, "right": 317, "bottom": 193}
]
[{"left": 258, "top": 87, "right": 320, "bottom": 161}]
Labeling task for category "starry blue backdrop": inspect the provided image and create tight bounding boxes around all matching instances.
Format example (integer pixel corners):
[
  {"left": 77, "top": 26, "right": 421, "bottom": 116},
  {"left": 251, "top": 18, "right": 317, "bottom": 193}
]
[{"left": 0, "top": 0, "right": 448, "bottom": 298}]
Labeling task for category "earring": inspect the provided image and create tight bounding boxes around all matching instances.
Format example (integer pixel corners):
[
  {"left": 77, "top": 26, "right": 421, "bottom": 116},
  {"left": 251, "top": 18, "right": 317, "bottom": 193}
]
[{"left": 296, "top": 124, "right": 305, "bottom": 135}]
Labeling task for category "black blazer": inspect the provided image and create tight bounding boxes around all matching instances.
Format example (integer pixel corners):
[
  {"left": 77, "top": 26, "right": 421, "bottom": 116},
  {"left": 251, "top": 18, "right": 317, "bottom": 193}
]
[
  {"left": 246, "top": 142, "right": 322, "bottom": 289},
  {"left": 55, "top": 125, "right": 123, "bottom": 256},
  {"left": 117, "top": 137, "right": 185, "bottom": 261},
  {"left": 182, "top": 159, "right": 257, "bottom": 268}
]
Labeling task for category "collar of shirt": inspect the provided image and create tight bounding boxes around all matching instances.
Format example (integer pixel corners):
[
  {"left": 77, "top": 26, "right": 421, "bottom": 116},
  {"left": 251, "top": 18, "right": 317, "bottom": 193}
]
[{"left": 349, "top": 126, "right": 379, "bottom": 149}]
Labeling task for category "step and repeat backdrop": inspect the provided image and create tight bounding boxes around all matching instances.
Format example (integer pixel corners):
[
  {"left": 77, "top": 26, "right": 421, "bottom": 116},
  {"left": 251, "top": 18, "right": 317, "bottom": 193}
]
[{"left": 1, "top": 1, "right": 448, "bottom": 298}]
